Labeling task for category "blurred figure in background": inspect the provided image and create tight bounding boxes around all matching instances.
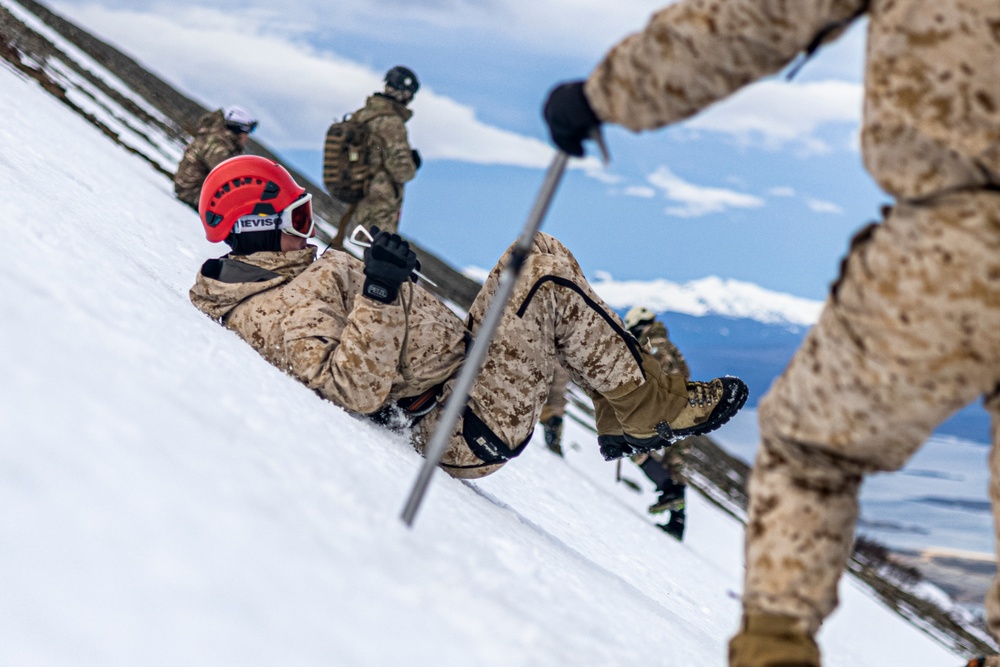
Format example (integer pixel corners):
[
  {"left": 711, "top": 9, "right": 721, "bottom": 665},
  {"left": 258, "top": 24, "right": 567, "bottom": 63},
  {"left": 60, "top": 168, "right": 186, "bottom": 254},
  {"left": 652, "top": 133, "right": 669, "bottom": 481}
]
[{"left": 174, "top": 105, "right": 256, "bottom": 210}]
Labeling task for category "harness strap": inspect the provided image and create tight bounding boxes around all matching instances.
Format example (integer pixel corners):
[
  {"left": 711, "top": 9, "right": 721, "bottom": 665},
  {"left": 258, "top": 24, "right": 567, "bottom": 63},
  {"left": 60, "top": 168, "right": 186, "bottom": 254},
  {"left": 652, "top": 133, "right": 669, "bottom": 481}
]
[
  {"left": 786, "top": 2, "right": 870, "bottom": 80},
  {"left": 460, "top": 406, "right": 533, "bottom": 466},
  {"left": 396, "top": 384, "right": 442, "bottom": 419}
]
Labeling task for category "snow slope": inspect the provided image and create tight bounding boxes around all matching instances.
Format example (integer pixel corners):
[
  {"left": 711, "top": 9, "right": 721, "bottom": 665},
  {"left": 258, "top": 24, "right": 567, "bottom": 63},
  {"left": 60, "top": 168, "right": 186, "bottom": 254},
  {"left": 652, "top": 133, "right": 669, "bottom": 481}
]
[{"left": 0, "top": 41, "right": 966, "bottom": 667}]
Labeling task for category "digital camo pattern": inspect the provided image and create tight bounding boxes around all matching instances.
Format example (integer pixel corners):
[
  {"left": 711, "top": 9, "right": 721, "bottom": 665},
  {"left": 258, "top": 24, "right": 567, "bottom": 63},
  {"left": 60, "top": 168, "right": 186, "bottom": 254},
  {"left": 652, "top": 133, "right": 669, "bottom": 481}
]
[
  {"left": 344, "top": 94, "right": 418, "bottom": 238},
  {"left": 190, "top": 247, "right": 468, "bottom": 415},
  {"left": 747, "top": 193, "right": 1000, "bottom": 638},
  {"left": 173, "top": 110, "right": 244, "bottom": 208},
  {"left": 539, "top": 317, "right": 689, "bottom": 424},
  {"left": 582, "top": 0, "right": 1000, "bottom": 647},
  {"left": 190, "top": 235, "right": 652, "bottom": 481},
  {"left": 540, "top": 363, "right": 571, "bottom": 423},
  {"left": 420, "top": 233, "right": 648, "bottom": 477},
  {"left": 637, "top": 320, "right": 690, "bottom": 380},
  {"left": 585, "top": 0, "right": 1000, "bottom": 200}
]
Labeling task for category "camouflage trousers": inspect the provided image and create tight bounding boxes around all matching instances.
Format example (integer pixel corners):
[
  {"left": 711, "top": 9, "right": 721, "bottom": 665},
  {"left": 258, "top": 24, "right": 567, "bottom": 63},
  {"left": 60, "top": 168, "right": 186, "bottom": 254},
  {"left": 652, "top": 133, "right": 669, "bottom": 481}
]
[
  {"left": 743, "top": 191, "right": 1000, "bottom": 639},
  {"left": 644, "top": 439, "right": 689, "bottom": 485},
  {"left": 540, "top": 364, "right": 572, "bottom": 423},
  {"left": 345, "top": 189, "right": 402, "bottom": 241},
  {"left": 416, "top": 233, "right": 645, "bottom": 478}
]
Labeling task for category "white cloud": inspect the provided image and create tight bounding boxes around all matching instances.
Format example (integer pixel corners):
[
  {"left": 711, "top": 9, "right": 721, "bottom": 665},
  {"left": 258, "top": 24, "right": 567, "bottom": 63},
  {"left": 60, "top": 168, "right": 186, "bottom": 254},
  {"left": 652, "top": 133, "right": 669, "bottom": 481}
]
[
  {"left": 50, "top": 4, "right": 561, "bottom": 169},
  {"left": 806, "top": 198, "right": 844, "bottom": 215},
  {"left": 580, "top": 161, "right": 624, "bottom": 184},
  {"left": 769, "top": 186, "right": 796, "bottom": 197},
  {"left": 591, "top": 274, "right": 823, "bottom": 326},
  {"left": 56, "top": 0, "right": 672, "bottom": 59},
  {"left": 683, "top": 80, "right": 863, "bottom": 154},
  {"left": 623, "top": 185, "right": 656, "bottom": 198},
  {"left": 646, "top": 166, "right": 764, "bottom": 218}
]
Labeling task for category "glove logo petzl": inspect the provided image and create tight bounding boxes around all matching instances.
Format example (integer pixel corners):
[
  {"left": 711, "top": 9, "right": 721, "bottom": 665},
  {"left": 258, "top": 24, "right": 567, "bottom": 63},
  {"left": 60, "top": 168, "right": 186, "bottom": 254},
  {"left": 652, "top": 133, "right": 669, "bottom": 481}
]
[{"left": 366, "top": 284, "right": 389, "bottom": 300}]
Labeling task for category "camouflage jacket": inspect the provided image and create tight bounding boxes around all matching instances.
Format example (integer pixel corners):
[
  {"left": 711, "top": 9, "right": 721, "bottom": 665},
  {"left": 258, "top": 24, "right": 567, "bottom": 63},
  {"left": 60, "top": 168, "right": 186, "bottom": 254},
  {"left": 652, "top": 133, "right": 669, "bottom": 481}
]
[
  {"left": 585, "top": 0, "right": 1000, "bottom": 201},
  {"left": 189, "top": 248, "right": 467, "bottom": 414},
  {"left": 356, "top": 94, "right": 417, "bottom": 204},
  {"left": 636, "top": 320, "right": 690, "bottom": 379},
  {"left": 173, "top": 110, "right": 245, "bottom": 208}
]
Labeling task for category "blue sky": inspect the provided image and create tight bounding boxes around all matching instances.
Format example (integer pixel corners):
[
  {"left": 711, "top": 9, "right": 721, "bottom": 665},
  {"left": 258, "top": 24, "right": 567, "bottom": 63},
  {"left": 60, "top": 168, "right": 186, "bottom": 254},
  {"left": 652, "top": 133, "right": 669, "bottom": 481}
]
[{"left": 52, "top": 0, "right": 885, "bottom": 300}]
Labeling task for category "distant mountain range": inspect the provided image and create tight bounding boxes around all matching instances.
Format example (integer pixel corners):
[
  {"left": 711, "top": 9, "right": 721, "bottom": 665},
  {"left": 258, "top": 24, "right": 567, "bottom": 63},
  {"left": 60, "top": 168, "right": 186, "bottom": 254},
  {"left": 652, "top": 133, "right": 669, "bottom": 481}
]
[{"left": 592, "top": 273, "right": 823, "bottom": 327}]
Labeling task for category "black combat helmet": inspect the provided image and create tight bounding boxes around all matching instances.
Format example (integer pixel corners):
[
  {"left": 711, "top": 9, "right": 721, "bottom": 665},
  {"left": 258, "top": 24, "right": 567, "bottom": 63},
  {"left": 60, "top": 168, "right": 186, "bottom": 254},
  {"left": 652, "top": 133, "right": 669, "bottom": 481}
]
[{"left": 384, "top": 66, "right": 420, "bottom": 95}]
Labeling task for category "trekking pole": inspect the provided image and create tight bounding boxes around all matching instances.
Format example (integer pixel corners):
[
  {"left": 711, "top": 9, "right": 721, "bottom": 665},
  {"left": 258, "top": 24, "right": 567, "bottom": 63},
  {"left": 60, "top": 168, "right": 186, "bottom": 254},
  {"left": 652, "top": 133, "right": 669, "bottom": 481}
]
[{"left": 400, "top": 150, "right": 571, "bottom": 527}]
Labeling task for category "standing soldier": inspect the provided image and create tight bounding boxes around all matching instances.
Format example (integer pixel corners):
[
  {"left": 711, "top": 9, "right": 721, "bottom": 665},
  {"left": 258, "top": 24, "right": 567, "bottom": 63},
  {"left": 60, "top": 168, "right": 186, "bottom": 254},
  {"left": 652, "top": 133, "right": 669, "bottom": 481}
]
[
  {"left": 542, "top": 1, "right": 1000, "bottom": 666},
  {"left": 173, "top": 105, "right": 257, "bottom": 210},
  {"left": 326, "top": 66, "right": 421, "bottom": 247}
]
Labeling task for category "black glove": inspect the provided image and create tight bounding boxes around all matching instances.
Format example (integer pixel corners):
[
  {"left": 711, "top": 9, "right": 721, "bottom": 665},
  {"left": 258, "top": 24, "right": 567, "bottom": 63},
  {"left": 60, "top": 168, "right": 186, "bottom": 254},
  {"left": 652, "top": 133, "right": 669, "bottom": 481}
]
[
  {"left": 411, "top": 149, "right": 422, "bottom": 170},
  {"left": 543, "top": 80, "right": 601, "bottom": 157},
  {"left": 362, "top": 226, "right": 418, "bottom": 304}
]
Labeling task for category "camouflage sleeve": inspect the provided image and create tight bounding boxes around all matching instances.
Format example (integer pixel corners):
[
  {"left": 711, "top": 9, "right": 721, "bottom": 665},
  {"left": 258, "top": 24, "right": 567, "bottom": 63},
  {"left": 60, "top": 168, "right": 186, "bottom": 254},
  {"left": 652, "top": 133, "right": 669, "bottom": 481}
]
[
  {"left": 370, "top": 115, "right": 417, "bottom": 185},
  {"left": 584, "top": 0, "right": 866, "bottom": 131},
  {"left": 283, "top": 261, "right": 407, "bottom": 415},
  {"left": 201, "top": 133, "right": 238, "bottom": 172},
  {"left": 541, "top": 363, "right": 572, "bottom": 419},
  {"left": 644, "top": 321, "right": 691, "bottom": 379}
]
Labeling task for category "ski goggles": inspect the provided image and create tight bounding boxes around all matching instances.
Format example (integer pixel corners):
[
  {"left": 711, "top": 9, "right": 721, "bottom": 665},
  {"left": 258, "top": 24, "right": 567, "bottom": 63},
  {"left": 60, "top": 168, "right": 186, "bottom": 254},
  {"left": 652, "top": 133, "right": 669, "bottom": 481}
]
[
  {"left": 227, "top": 120, "right": 258, "bottom": 134},
  {"left": 278, "top": 193, "right": 314, "bottom": 238}
]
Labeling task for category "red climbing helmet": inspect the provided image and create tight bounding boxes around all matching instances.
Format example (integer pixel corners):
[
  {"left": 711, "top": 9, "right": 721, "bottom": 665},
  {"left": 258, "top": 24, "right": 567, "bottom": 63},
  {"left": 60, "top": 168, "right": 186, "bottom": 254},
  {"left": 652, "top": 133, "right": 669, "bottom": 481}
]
[{"left": 198, "top": 155, "right": 311, "bottom": 242}]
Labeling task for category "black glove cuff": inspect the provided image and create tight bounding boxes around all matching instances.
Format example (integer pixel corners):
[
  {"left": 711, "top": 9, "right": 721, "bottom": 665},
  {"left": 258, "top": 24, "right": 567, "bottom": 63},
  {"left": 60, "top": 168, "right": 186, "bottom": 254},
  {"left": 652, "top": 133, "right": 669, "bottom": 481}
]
[{"left": 363, "top": 277, "right": 400, "bottom": 304}]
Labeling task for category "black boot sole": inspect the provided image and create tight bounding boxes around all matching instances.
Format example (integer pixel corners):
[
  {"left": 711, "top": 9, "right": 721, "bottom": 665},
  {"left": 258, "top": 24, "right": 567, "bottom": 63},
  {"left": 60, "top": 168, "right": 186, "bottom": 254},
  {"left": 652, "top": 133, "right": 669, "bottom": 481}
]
[{"left": 666, "top": 376, "right": 748, "bottom": 443}]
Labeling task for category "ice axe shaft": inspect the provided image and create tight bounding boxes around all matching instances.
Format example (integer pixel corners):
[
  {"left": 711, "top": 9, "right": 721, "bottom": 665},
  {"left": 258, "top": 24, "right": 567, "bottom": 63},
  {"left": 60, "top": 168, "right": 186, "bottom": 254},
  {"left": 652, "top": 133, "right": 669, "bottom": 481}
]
[{"left": 400, "top": 150, "right": 571, "bottom": 527}]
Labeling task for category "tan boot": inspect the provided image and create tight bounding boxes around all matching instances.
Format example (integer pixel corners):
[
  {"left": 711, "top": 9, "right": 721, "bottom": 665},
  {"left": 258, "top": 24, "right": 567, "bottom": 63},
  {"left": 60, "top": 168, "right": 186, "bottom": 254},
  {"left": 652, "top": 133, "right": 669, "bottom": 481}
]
[
  {"left": 598, "top": 352, "right": 749, "bottom": 460},
  {"left": 728, "top": 614, "right": 820, "bottom": 667}
]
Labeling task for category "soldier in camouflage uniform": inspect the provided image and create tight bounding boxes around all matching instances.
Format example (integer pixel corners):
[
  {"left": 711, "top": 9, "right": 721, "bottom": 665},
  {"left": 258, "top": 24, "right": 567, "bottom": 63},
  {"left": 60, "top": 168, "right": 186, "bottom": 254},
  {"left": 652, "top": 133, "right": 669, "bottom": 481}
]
[
  {"left": 173, "top": 105, "right": 256, "bottom": 210},
  {"left": 623, "top": 306, "right": 692, "bottom": 540},
  {"left": 539, "top": 304, "right": 694, "bottom": 538},
  {"left": 543, "top": 0, "right": 1000, "bottom": 665},
  {"left": 189, "top": 156, "right": 747, "bottom": 486},
  {"left": 336, "top": 66, "right": 421, "bottom": 244}
]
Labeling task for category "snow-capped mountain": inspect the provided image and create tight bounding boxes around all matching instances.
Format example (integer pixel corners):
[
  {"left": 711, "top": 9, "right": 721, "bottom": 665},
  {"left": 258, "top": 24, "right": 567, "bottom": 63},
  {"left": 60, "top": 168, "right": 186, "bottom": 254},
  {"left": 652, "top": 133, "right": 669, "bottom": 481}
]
[
  {"left": 462, "top": 269, "right": 824, "bottom": 329},
  {"left": 591, "top": 273, "right": 823, "bottom": 327}
]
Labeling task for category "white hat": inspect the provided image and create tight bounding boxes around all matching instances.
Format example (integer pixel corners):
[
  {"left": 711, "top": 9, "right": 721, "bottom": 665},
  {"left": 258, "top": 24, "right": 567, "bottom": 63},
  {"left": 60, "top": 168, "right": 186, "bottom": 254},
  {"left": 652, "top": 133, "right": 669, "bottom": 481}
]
[
  {"left": 222, "top": 105, "right": 257, "bottom": 133},
  {"left": 624, "top": 305, "right": 656, "bottom": 331}
]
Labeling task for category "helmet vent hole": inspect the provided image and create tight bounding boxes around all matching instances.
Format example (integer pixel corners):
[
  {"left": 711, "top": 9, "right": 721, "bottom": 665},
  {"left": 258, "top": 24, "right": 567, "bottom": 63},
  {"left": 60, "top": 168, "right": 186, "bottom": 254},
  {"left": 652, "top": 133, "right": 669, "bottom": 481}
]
[{"left": 260, "top": 181, "right": 280, "bottom": 201}]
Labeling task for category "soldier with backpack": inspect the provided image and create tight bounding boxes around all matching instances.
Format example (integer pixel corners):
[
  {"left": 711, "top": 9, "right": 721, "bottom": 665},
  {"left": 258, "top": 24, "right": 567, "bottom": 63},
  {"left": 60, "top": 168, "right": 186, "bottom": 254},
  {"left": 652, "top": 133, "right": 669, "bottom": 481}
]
[
  {"left": 174, "top": 105, "right": 257, "bottom": 210},
  {"left": 324, "top": 66, "right": 421, "bottom": 249}
]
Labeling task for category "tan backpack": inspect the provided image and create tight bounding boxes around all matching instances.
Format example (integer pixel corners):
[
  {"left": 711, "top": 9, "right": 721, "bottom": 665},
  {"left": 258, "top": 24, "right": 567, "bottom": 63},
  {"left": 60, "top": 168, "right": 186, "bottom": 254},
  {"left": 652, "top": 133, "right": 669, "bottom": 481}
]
[{"left": 322, "top": 112, "right": 371, "bottom": 203}]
